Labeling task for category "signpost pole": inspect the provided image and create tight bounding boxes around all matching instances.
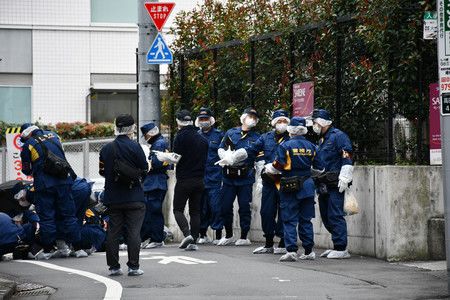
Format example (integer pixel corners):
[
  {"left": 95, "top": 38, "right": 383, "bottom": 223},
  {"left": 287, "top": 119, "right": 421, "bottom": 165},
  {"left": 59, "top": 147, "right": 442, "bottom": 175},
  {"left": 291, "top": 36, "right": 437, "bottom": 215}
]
[
  {"left": 437, "top": 0, "right": 450, "bottom": 292},
  {"left": 138, "top": 0, "right": 160, "bottom": 132}
]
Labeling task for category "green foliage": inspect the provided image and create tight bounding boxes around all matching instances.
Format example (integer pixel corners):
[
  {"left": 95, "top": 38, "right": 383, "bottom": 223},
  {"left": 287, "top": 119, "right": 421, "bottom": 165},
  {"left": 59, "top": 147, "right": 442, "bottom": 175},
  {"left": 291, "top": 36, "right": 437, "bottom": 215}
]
[{"left": 167, "top": 0, "right": 436, "bottom": 163}]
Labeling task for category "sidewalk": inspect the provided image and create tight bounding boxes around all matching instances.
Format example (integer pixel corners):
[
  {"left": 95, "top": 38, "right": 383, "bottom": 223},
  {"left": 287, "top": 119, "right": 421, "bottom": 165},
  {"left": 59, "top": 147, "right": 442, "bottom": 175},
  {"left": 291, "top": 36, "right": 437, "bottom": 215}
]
[{"left": 0, "top": 276, "right": 15, "bottom": 300}]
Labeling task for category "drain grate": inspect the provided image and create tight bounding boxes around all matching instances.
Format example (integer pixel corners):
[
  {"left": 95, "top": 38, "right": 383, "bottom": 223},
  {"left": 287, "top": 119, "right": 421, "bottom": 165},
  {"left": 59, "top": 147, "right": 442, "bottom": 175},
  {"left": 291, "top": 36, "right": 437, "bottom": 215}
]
[{"left": 14, "top": 283, "right": 56, "bottom": 297}]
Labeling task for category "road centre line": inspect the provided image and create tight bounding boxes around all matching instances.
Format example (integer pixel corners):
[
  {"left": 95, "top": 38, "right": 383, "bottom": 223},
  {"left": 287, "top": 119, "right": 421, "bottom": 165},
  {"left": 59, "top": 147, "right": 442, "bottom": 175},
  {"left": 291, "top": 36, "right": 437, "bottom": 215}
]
[{"left": 16, "top": 260, "right": 122, "bottom": 300}]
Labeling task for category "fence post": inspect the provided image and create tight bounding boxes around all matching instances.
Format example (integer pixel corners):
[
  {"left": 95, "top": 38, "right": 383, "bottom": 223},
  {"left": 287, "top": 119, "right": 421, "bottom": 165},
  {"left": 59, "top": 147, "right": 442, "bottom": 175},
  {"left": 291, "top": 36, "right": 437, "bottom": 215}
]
[
  {"left": 213, "top": 49, "right": 218, "bottom": 109},
  {"left": 180, "top": 55, "right": 186, "bottom": 108},
  {"left": 1, "top": 148, "right": 6, "bottom": 183},
  {"left": 289, "top": 33, "right": 296, "bottom": 112},
  {"left": 335, "top": 24, "right": 343, "bottom": 128},
  {"left": 250, "top": 41, "right": 256, "bottom": 107},
  {"left": 83, "top": 140, "right": 89, "bottom": 178}
]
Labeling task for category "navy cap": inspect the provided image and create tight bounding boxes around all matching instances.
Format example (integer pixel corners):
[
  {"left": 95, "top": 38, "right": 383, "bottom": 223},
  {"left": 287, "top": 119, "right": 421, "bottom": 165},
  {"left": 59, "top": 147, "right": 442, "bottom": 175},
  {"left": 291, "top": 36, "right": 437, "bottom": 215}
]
[
  {"left": 176, "top": 109, "right": 192, "bottom": 122},
  {"left": 243, "top": 107, "right": 259, "bottom": 118},
  {"left": 312, "top": 109, "right": 331, "bottom": 121},
  {"left": 115, "top": 114, "right": 134, "bottom": 127},
  {"left": 197, "top": 107, "right": 213, "bottom": 119},
  {"left": 20, "top": 123, "right": 33, "bottom": 133},
  {"left": 140, "top": 122, "right": 156, "bottom": 136},
  {"left": 272, "top": 109, "right": 289, "bottom": 120},
  {"left": 290, "top": 116, "right": 306, "bottom": 127}
]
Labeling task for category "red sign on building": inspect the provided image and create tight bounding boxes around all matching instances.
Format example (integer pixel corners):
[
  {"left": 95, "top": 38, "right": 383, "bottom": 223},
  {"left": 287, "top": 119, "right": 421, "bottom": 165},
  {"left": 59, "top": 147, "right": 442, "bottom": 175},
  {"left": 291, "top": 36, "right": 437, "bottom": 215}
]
[{"left": 144, "top": 2, "right": 175, "bottom": 31}]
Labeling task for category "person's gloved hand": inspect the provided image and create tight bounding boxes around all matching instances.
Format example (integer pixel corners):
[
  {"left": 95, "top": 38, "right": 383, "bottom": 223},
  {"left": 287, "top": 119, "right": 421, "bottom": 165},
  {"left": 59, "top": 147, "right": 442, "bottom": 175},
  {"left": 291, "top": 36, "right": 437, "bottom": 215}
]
[
  {"left": 264, "top": 163, "right": 281, "bottom": 175},
  {"left": 338, "top": 164, "right": 353, "bottom": 193},
  {"left": 155, "top": 151, "right": 181, "bottom": 164},
  {"left": 215, "top": 148, "right": 235, "bottom": 167}
]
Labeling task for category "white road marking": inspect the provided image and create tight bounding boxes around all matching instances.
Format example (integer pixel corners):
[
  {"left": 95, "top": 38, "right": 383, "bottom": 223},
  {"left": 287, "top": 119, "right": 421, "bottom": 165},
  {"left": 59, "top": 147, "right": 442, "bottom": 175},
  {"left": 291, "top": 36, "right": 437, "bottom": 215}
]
[
  {"left": 272, "top": 277, "right": 291, "bottom": 282},
  {"left": 141, "top": 255, "right": 217, "bottom": 265},
  {"left": 96, "top": 252, "right": 166, "bottom": 257},
  {"left": 17, "top": 260, "right": 122, "bottom": 300}
]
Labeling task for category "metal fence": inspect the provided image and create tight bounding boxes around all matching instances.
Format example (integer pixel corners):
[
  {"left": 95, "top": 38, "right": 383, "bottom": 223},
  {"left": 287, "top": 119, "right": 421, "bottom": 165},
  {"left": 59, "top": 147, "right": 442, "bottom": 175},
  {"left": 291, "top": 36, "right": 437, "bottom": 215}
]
[
  {"left": 0, "top": 139, "right": 113, "bottom": 184},
  {"left": 169, "top": 12, "right": 436, "bottom": 165}
]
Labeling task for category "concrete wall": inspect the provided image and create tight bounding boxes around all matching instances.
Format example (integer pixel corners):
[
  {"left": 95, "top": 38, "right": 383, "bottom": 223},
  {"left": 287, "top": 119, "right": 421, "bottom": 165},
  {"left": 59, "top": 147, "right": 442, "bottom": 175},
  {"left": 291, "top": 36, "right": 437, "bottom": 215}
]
[{"left": 162, "top": 166, "right": 444, "bottom": 261}]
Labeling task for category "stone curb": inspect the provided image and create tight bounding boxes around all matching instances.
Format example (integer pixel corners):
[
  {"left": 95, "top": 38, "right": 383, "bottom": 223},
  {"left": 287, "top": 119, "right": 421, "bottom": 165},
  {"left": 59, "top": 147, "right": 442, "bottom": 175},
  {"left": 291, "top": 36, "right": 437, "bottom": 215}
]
[{"left": 0, "top": 277, "right": 16, "bottom": 300}]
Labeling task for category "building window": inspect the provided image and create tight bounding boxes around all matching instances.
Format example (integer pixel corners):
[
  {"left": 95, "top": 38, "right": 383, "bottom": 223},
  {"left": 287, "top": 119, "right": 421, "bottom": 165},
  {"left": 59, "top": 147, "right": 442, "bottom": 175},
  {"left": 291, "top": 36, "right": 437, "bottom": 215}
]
[
  {"left": 90, "top": 91, "right": 137, "bottom": 123},
  {"left": 91, "top": 0, "right": 137, "bottom": 23},
  {"left": 0, "top": 86, "right": 31, "bottom": 124}
]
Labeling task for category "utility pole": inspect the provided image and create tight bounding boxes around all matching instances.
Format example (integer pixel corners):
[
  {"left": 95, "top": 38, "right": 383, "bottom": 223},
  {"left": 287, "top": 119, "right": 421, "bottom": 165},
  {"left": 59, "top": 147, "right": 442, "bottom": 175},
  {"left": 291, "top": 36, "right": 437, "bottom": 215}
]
[
  {"left": 437, "top": 0, "right": 450, "bottom": 292},
  {"left": 138, "top": 0, "right": 160, "bottom": 135}
]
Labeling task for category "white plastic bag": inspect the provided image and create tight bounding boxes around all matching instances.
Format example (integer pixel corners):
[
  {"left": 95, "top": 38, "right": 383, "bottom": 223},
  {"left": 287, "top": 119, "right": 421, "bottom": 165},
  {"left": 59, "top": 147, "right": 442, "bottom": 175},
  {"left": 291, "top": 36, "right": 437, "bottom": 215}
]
[{"left": 344, "top": 190, "right": 359, "bottom": 216}]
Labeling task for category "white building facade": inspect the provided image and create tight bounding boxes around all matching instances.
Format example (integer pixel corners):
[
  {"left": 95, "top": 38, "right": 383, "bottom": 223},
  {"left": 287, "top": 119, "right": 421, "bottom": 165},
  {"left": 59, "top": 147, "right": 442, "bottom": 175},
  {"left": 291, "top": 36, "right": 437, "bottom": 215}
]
[{"left": 0, "top": 0, "right": 199, "bottom": 125}]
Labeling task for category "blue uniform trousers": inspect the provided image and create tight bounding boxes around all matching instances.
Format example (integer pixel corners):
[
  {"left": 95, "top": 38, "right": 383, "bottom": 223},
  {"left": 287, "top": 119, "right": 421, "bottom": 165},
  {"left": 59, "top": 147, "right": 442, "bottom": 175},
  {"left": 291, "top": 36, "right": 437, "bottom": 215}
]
[
  {"left": 261, "top": 183, "right": 283, "bottom": 240},
  {"left": 81, "top": 224, "right": 106, "bottom": 251},
  {"left": 34, "top": 184, "right": 80, "bottom": 247},
  {"left": 200, "top": 187, "right": 224, "bottom": 232},
  {"left": 280, "top": 193, "right": 315, "bottom": 253},
  {"left": 141, "top": 189, "right": 166, "bottom": 243},
  {"left": 318, "top": 188, "right": 347, "bottom": 249},
  {"left": 221, "top": 183, "right": 252, "bottom": 236}
]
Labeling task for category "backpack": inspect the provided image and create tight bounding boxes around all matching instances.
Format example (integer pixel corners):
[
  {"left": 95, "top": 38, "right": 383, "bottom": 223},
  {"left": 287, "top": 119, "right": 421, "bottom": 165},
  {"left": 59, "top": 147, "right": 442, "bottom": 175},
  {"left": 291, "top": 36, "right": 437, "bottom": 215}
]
[
  {"left": 111, "top": 141, "right": 144, "bottom": 189},
  {"left": 33, "top": 135, "right": 76, "bottom": 179}
]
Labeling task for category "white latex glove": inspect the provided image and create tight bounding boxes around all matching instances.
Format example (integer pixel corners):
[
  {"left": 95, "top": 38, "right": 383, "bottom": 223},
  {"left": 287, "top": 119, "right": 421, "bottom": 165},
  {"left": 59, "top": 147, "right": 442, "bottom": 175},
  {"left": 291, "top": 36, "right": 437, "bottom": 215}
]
[
  {"left": 264, "top": 163, "right": 281, "bottom": 175},
  {"left": 215, "top": 148, "right": 235, "bottom": 167},
  {"left": 338, "top": 164, "right": 353, "bottom": 193},
  {"left": 154, "top": 151, "right": 182, "bottom": 164},
  {"left": 231, "top": 148, "right": 248, "bottom": 165}
]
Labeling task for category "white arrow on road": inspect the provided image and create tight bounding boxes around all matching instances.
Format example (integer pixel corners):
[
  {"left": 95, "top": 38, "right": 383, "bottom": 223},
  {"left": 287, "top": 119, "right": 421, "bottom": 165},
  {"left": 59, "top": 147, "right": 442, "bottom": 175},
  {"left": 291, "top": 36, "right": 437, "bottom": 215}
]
[{"left": 142, "top": 255, "right": 217, "bottom": 265}]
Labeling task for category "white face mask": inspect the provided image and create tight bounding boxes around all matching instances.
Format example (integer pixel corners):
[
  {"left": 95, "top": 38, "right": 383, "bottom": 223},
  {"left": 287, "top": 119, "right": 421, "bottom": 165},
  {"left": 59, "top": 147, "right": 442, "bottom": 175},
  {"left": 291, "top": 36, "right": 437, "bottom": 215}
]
[
  {"left": 275, "top": 123, "right": 288, "bottom": 133},
  {"left": 198, "top": 121, "right": 211, "bottom": 129},
  {"left": 245, "top": 118, "right": 257, "bottom": 128},
  {"left": 313, "top": 124, "right": 322, "bottom": 135}
]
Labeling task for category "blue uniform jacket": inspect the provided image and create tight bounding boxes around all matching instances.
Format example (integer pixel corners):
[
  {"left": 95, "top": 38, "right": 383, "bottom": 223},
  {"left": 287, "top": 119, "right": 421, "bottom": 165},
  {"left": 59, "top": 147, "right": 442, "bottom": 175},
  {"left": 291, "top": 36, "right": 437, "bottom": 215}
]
[
  {"left": 219, "top": 127, "right": 260, "bottom": 186},
  {"left": 199, "top": 128, "right": 224, "bottom": 189},
  {"left": 99, "top": 135, "right": 148, "bottom": 206},
  {"left": 313, "top": 127, "right": 353, "bottom": 172},
  {"left": 246, "top": 130, "right": 290, "bottom": 163},
  {"left": 20, "top": 129, "right": 73, "bottom": 191},
  {"left": 274, "top": 136, "right": 317, "bottom": 199},
  {"left": 143, "top": 134, "right": 169, "bottom": 192},
  {"left": 70, "top": 177, "right": 93, "bottom": 223},
  {"left": 0, "top": 212, "right": 31, "bottom": 245}
]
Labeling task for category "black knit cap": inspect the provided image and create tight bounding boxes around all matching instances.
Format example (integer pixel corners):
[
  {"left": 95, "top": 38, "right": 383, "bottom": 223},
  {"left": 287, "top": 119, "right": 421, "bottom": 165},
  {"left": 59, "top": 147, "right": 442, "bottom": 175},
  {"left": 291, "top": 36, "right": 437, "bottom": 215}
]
[
  {"left": 115, "top": 114, "right": 135, "bottom": 127},
  {"left": 176, "top": 109, "right": 192, "bottom": 122}
]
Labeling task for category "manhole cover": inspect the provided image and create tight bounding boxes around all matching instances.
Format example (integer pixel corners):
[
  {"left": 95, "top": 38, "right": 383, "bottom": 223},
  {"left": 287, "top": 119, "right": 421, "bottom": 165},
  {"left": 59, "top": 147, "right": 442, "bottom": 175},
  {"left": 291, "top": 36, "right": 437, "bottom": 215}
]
[{"left": 14, "top": 283, "right": 56, "bottom": 297}]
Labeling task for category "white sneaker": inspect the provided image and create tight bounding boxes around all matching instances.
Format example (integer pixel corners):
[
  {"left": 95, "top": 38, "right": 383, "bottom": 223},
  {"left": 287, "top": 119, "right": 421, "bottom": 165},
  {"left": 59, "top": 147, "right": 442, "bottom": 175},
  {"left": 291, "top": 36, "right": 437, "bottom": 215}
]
[
  {"left": 320, "top": 249, "right": 333, "bottom": 257},
  {"left": 217, "top": 236, "right": 234, "bottom": 246},
  {"left": 72, "top": 249, "right": 88, "bottom": 258},
  {"left": 35, "top": 250, "right": 55, "bottom": 260},
  {"left": 253, "top": 246, "right": 274, "bottom": 254},
  {"left": 54, "top": 240, "right": 71, "bottom": 258},
  {"left": 145, "top": 242, "right": 164, "bottom": 249},
  {"left": 212, "top": 239, "right": 220, "bottom": 245},
  {"left": 197, "top": 236, "right": 212, "bottom": 244},
  {"left": 119, "top": 244, "right": 127, "bottom": 251},
  {"left": 185, "top": 244, "right": 198, "bottom": 251},
  {"left": 141, "top": 239, "right": 150, "bottom": 249},
  {"left": 279, "top": 252, "right": 298, "bottom": 262},
  {"left": 327, "top": 250, "right": 351, "bottom": 259},
  {"left": 299, "top": 252, "right": 316, "bottom": 260},
  {"left": 109, "top": 268, "right": 123, "bottom": 276},
  {"left": 235, "top": 239, "right": 251, "bottom": 246},
  {"left": 128, "top": 268, "right": 144, "bottom": 276},
  {"left": 179, "top": 235, "right": 194, "bottom": 249},
  {"left": 274, "top": 247, "right": 287, "bottom": 255}
]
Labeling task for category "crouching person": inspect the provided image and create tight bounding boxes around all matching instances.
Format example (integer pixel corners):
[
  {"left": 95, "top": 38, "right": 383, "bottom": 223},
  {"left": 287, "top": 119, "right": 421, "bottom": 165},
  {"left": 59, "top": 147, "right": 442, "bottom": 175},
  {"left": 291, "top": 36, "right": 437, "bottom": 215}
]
[{"left": 266, "top": 117, "right": 317, "bottom": 262}]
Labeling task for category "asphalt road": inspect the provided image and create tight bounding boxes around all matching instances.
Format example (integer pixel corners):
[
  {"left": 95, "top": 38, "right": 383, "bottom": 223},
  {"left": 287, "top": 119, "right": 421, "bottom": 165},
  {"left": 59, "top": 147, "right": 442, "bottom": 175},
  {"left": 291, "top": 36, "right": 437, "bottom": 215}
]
[{"left": 0, "top": 243, "right": 447, "bottom": 300}]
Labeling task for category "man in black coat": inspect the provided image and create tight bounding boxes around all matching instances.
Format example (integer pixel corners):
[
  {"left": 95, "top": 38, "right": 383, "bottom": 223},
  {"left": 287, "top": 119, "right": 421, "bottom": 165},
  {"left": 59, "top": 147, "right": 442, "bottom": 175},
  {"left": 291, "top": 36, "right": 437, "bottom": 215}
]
[
  {"left": 99, "top": 114, "right": 148, "bottom": 276},
  {"left": 172, "top": 110, "right": 208, "bottom": 251}
]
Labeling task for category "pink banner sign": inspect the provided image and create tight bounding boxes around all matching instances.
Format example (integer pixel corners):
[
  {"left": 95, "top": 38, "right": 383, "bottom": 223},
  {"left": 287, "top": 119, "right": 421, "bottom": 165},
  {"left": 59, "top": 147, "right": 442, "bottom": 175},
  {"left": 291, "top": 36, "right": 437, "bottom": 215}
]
[
  {"left": 292, "top": 82, "right": 314, "bottom": 117},
  {"left": 429, "top": 83, "right": 442, "bottom": 165}
]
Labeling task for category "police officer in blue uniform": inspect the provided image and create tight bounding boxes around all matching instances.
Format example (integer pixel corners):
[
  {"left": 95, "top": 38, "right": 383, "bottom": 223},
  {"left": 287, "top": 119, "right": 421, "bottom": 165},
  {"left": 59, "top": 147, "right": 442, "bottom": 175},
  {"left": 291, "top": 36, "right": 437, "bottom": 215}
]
[
  {"left": 20, "top": 124, "right": 81, "bottom": 260},
  {"left": 100, "top": 114, "right": 148, "bottom": 276},
  {"left": 217, "top": 107, "right": 261, "bottom": 246},
  {"left": 195, "top": 108, "right": 225, "bottom": 244},
  {"left": 140, "top": 122, "right": 170, "bottom": 249},
  {"left": 241, "top": 109, "right": 290, "bottom": 254},
  {"left": 266, "top": 117, "right": 317, "bottom": 261},
  {"left": 312, "top": 109, "right": 353, "bottom": 259},
  {"left": 80, "top": 207, "right": 107, "bottom": 253},
  {"left": 0, "top": 212, "right": 36, "bottom": 258}
]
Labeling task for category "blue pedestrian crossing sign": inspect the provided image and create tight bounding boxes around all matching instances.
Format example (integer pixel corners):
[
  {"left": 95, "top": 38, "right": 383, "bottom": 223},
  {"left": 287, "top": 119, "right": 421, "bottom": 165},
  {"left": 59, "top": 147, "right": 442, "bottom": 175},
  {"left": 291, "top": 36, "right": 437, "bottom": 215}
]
[{"left": 147, "top": 33, "right": 173, "bottom": 64}]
